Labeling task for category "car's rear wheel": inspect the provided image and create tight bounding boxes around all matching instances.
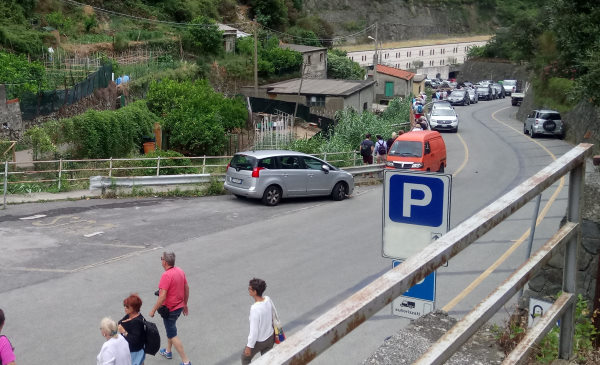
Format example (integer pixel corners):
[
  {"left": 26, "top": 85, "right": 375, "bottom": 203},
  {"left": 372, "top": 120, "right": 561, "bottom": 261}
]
[
  {"left": 331, "top": 182, "right": 347, "bottom": 201},
  {"left": 262, "top": 185, "right": 282, "bottom": 206},
  {"left": 523, "top": 124, "right": 528, "bottom": 134},
  {"left": 530, "top": 127, "right": 536, "bottom": 138}
]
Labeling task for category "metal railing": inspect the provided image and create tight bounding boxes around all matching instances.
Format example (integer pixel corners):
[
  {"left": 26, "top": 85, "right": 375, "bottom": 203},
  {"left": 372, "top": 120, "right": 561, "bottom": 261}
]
[{"left": 253, "top": 143, "right": 593, "bottom": 364}]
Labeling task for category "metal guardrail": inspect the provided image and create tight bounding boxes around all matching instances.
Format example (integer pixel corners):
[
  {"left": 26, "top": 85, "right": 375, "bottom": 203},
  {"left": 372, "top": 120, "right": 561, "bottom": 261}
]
[
  {"left": 253, "top": 143, "right": 593, "bottom": 365},
  {"left": 87, "top": 164, "right": 386, "bottom": 190}
]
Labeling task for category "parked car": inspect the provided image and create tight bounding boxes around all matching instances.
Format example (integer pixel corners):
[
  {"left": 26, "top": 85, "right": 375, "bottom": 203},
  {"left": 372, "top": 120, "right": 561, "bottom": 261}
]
[
  {"left": 224, "top": 150, "right": 354, "bottom": 206},
  {"left": 491, "top": 83, "right": 505, "bottom": 99},
  {"left": 476, "top": 85, "right": 493, "bottom": 100},
  {"left": 386, "top": 130, "right": 447, "bottom": 172},
  {"left": 428, "top": 107, "right": 459, "bottom": 132},
  {"left": 502, "top": 80, "right": 517, "bottom": 96},
  {"left": 467, "top": 88, "right": 478, "bottom": 103},
  {"left": 524, "top": 110, "right": 565, "bottom": 139},
  {"left": 479, "top": 79, "right": 494, "bottom": 86},
  {"left": 447, "top": 90, "right": 470, "bottom": 106}
]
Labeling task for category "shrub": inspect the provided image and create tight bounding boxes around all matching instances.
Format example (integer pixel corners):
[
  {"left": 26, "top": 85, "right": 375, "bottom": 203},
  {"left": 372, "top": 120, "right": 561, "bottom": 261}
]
[
  {"left": 129, "top": 150, "right": 199, "bottom": 176},
  {"left": 30, "top": 101, "right": 157, "bottom": 159},
  {"left": 146, "top": 79, "right": 247, "bottom": 156}
]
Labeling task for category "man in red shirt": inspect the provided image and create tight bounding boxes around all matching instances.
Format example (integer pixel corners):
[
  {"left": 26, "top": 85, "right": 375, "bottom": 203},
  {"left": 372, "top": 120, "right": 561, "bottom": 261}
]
[{"left": 150, "top": 252, "right": 191, "bottom": 365}]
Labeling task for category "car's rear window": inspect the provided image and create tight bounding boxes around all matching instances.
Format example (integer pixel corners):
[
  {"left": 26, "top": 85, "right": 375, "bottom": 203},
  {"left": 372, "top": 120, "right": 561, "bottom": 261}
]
[
  {"left": 503, "top": 80, "right": 516, "bottom": 86},
  {"left": 540, "top": 113, "right": 561, "bottom": 120},
  {"left": 229, "top": 154, "right": 256, "bottom": 170},
  {"left": 477, "top": 87, "right": 489, "bottom": 92},
  {"left": 389, "top": 141, "right": 423, "bottom": 158},
  {"left": 432, "top": 108, "right": 456, "bottom": 116},
  {"left": 451, "top": 91, "right": 465, "bottom": 96}
]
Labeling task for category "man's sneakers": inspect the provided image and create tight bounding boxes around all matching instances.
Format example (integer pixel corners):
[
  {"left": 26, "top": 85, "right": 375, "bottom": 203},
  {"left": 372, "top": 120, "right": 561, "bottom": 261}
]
[{"left": 159, "top": 348, "right": 173, "bottom": 359}]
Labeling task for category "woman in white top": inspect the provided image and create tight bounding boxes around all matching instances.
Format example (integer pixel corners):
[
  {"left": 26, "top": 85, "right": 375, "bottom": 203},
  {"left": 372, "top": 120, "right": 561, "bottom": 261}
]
[
  {"left": 97, "top": 317, "right": 132, "bottom": 365},
  {"left": 242, "top": 278, "right": 274, "bottom": 364}
]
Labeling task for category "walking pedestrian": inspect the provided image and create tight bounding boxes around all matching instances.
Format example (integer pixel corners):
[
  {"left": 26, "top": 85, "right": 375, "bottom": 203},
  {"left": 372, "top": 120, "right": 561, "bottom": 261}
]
[
  {"left": 242, "top": 278, "right": 275, "bottom": 364},
  {"left": 386, "top": 132, "right": 397, "bottom": 154},
  {"left": 150, "top": 252, "right": 191, "bottom": 365},
  {"left": 97, "top": 317, "right": 132, "bottom": 365},
  {"left": 0, "top": 309, "right": 16, "bottom": 365},
  {"left": 118, "top": 294, "right": 146, "bottom": 365},
  {"left": 359, "top": 134, "right": 374, "bottom": 165},
  {"left": 374, "top": 135, "right": 387, "bottom": 164}
]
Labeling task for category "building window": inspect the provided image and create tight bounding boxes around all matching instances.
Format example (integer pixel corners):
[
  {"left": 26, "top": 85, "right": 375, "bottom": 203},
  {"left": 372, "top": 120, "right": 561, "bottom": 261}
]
[
  {"left": 407, "top": 51, "right": 411, "bottom": 57},
  {"left": 320, "top": 53, "right": 323, "bottom": 62},
  {"left": 307, "top": 95, "right": 325, "bottom": 107},
  {"left": 307, "top": 55, "right": 312, "bottom": 64},
  {"left": 430, "top": 60, "right": 434, "bottom": 66},
  {"left": 406, "top": 62, "right": 410, "bottom": 68},
  {"left": 440, "top": 59, "right": 444, "bottom": 65}
]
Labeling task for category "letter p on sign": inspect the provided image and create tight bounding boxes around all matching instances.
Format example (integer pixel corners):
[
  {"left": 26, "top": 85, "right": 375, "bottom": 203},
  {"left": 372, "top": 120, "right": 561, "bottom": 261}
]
[
  {"left": 389, "top": 174, "right": 444, "bottom": 227},
  {"left": 403, "top": 183, "right": 432, "bottom": 217}
]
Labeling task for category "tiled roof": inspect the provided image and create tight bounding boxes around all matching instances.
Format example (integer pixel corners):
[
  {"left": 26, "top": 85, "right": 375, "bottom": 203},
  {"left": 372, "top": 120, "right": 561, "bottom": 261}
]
[
  {"left": 376, "top": 64, "right": 415, "bottom": 81},
  {"left": 264, "top": 78, "right": 375, "bottom": 96},
  {"left": 280, "top": 43, "right": 327, "bottom": 53}
]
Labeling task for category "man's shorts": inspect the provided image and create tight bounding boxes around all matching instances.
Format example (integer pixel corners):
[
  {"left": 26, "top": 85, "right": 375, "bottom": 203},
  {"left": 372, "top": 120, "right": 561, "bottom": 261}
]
[
  {"left": 162, "top": 307, "right": 183, "bottom": 339},
  {"left": 362, "top": 155, "right": 373, "bottom": 164}
]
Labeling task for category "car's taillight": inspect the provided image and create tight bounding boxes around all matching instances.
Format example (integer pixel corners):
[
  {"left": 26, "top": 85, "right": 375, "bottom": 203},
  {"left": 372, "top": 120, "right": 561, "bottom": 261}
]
[
  {"left": 535, "top": 119, "right": 541, "bottom": 125},
  {"left": 251, "top": 167, "right": 264, "bottom": 178}
]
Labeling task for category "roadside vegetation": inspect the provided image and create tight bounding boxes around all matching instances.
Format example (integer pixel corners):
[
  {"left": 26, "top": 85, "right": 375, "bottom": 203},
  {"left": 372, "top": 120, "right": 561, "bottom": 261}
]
[
  {"left": 467, "top": 0, "right": 599, "bottom": 111},
  {"left": 493, "top": 294, "right": 600, "bottom": 364}
]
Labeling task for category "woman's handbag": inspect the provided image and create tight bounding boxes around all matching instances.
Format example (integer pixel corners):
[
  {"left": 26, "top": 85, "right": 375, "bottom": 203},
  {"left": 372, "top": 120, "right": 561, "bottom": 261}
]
[{"left": 270, "top": 298, "right": 285, "bottom": 344}]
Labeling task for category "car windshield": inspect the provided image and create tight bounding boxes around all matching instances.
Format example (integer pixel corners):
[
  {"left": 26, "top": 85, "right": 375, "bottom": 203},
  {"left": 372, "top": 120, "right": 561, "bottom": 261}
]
[
  {"left": 450, "top": 91, "right": 465, "bottom": 96},
  {"left": 389, "top": 141, "right": 423, "bottom": 157},
  {"left": 540, "top": 113, "right": 561, "bottom": 120},
  {"left": 477, "top": 87, "right": 489, "bottom": 92},
  {"left": 229, "top": 154, "right": 256, "bottom": 170},
  {"left": 503, "top": 80, "right": 516, "bottom": 86},
  {"left": 432, "top": 108, "right": 456, "bottom": 116}
]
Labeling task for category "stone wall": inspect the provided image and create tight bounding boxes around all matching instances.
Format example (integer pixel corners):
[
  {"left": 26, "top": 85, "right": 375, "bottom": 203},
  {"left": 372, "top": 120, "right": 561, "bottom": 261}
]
[{"left": 0, "top": 85, "right": 25, "bottom": 141}]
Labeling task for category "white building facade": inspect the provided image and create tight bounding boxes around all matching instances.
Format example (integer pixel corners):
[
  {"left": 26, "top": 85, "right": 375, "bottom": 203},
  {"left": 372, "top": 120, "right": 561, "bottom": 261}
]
[{"left": 347, "top": 40, "right": 487, "bottom": 79}]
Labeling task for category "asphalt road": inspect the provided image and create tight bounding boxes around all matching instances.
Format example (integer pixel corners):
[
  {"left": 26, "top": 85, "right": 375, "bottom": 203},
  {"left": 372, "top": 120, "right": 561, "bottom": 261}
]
[{"left": 0, "top": 98, "right": 576, "bottom": 364}]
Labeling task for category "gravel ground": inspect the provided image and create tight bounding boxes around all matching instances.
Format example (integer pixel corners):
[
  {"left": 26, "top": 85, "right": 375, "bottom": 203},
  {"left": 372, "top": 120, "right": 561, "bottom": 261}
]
[{"left": 363, "top": 310, "right": 504, "bottom": 365}]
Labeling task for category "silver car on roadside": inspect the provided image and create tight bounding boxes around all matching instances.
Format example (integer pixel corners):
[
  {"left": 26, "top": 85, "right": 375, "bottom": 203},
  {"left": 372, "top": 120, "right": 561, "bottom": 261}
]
[
  {"left": 428, "top": 107, "right": 459, "bottom": 132},
  {"left": 224, "top": 150, "right": 355, "bottom": 206},
  {"left": 524, "top": 109, "right": 565, "bottom": 139}
]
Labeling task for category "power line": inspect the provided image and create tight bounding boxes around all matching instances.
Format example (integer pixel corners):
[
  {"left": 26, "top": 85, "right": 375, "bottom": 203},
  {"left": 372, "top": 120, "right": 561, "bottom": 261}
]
[{"left": 260, "top": 24, "right": 376, "bottom": 43}]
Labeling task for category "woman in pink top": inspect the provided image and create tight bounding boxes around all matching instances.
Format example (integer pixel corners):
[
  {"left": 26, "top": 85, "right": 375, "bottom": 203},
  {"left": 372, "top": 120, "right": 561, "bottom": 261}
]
[{"left": 0, "top": 309, "right": 16, "bottom": 365}]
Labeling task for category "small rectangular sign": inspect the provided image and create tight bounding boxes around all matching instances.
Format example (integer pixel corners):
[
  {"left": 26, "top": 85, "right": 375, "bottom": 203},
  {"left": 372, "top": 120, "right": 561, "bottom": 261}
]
[{"left": 392, "top": 260, "right": 436, "bottom": 319}]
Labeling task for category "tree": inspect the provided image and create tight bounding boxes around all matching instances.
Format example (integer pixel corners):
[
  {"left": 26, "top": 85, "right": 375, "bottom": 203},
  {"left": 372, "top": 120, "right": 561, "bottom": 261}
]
[
  {"left": 251, "top": 0, "right": 288, "bottom": 30},
  {"left": 327, "top": 49, "right": 365, "bottom": 80},
  {"left": 146, "top": 79, "right": 247, "bottom": 155},
  {"left": 186, "top": 15, "right": 224, "bottom": 56}
]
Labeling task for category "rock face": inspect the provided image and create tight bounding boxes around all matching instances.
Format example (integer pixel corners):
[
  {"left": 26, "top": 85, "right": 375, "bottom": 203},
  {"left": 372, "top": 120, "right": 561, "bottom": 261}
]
[{"left": 303, "top": 1, "right": 495, "bottom": 43}]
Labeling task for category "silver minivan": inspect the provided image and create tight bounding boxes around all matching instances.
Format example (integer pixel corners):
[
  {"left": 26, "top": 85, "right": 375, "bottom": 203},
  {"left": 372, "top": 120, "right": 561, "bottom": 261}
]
[{"left": 224, "top": 150, "right": 354, "bottom": 206}]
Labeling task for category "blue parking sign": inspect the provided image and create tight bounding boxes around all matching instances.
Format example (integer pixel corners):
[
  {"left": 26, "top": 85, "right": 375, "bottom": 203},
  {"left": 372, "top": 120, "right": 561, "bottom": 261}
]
[
  {"left": 389, "top": 174, "right": 444, "bottom": 227},
  {"left": 383, "top": 170, "right": 451, "bottom": 260}
]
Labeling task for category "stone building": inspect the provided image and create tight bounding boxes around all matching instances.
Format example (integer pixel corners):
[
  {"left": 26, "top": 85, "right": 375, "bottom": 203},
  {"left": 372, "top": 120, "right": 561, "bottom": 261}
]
[{"left": 280, "top": 44, "right": 328, "bottom": 79}]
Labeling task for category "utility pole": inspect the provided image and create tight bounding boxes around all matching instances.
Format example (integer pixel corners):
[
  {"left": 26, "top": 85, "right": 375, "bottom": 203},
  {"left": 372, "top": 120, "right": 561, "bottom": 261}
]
[
  {"left": 293, "top": 63, "right": 306, "bottom": 127},
  {"left": 253, "top": 19, "right": 258, "bottom": 97}
]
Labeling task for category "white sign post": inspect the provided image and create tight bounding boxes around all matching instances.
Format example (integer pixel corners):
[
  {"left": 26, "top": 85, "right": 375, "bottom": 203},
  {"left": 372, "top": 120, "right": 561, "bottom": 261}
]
[{"left": 383, "top": 170, "right": 451, "bottom": 260}]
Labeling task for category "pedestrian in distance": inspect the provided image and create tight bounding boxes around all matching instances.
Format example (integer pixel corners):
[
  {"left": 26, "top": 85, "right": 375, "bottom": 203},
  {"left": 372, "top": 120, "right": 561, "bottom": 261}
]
[
  {"left": 149, "top": 252, "right": 191, "bottom": 365},
  {"left": 375, "top": 135, "right": 387, "bottom": 164},
  {"left": 0, "top": 309, "right": 16, "bottom": 365},
  {"left": 97, "top": 317, "right": 132, "bottom": 365},
  {"left": 359, "top": 133, "right": 374, "bottom": 165},
  {"left": 386, "top": 132, "right": 397, "bottom": 154},
  {"left": 242, "top": 278, "right": 275, "bottom": 365},
  {"left": 118, "top": 294, "right": 146, "bottom": 365}
]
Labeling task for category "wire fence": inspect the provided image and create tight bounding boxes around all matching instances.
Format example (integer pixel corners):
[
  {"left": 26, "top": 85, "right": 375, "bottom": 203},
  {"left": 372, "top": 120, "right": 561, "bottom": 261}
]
[{"left": 1, "top": 151, "right": 364, "bottom": 194}]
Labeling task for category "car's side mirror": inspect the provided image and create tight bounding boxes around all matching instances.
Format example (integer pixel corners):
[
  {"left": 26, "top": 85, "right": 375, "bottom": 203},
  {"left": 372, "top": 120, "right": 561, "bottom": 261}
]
[
  {"left": 424, "top": 145, "right": 431, "bottom": 154},
  {"left": 321, "top": 164, "right": 330, "bottom": 173}
]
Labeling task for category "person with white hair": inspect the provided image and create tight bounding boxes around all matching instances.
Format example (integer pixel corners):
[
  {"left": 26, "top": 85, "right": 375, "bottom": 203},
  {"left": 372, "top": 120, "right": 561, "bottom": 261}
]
[{"left": 97, "top": 317, "right": 132, "bottom": 365}]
